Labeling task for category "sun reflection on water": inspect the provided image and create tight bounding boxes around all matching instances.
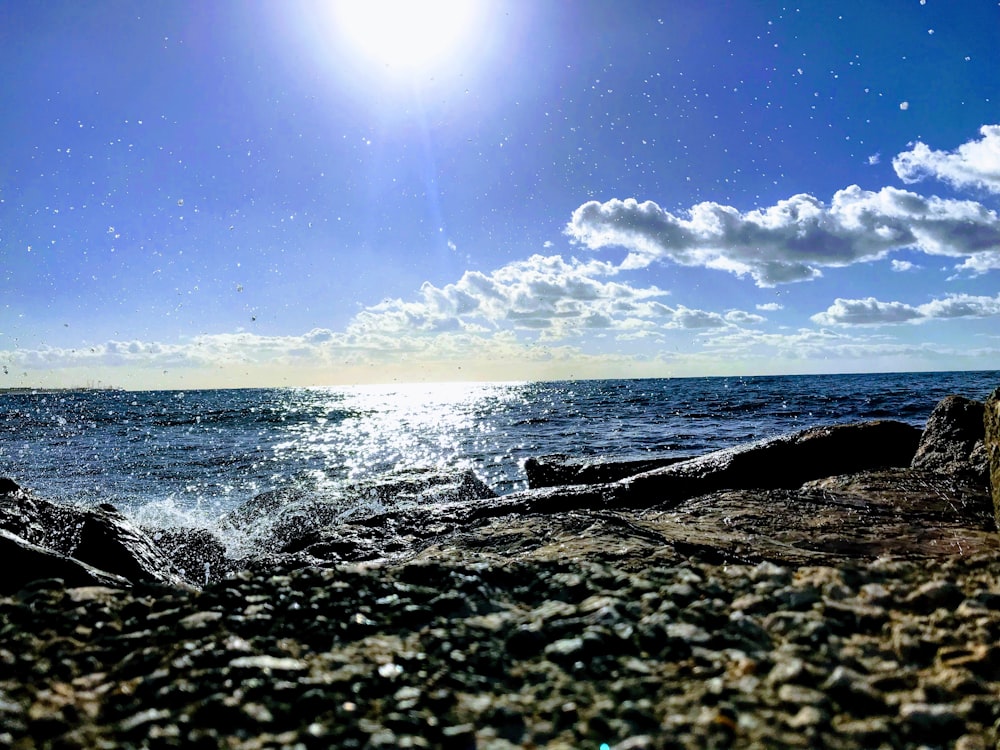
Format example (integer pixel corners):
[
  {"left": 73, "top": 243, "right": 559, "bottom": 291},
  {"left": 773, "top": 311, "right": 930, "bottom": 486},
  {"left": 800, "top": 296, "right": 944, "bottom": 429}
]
[{"left": 272, "top": 381, "right": 530, "bottom": 493}]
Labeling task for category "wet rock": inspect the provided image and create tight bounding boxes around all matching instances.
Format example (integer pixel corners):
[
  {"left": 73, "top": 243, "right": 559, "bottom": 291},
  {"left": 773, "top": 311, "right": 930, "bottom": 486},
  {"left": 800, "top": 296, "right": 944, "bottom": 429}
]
[
  {"left": 73, "top": 505, "right": 188, "bottom": 588},
  {"left": 984, "top": 386, "right": 1000, "bottom": 530},
  {"left": 614, "top": 419, "right": 922, "bottom": 507},
  {"left": 0, "top": 487, "right": 188, "bottom": 589},
  {"left": 224, "top": 468, "right": 497, "bottom": 554},
  {"left": 0, "top": 528, "right": 129, "bottom": 593},
  {"left": 0, "top": 478, "right": 23, "bottom": 496},
  {"left": 524, "top": 454, "right": 685, "bottom": 489},
  {"left": 146, "top": 527, "right": 233, "bottom": 585},
  {"left": 911, "top": 395, "right": 989, "bottom": 482}
]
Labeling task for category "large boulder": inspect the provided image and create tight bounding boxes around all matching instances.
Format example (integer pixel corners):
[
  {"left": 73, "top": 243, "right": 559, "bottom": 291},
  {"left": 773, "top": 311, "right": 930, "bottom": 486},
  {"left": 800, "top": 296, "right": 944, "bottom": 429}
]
[
  {"left": 911, "top": 395, "right": 988, "bottom": 482},
  {"left": 610, "top": 419, "right": 922, "bottom": 507},
  {"left": 985, "top": 387, "right": 1000, "bottom": 531},
  {"left": 73, "top": 504, "right": 189, "bottom": 588},
  {"left": 286, "top": 421, "right": 936, "bottom": 567},
  {"left": 0, "top": 529, "right": 129, "bottom": 594},
  {"left": 0, "top": 480, "right": 189, "bottom": 589}
]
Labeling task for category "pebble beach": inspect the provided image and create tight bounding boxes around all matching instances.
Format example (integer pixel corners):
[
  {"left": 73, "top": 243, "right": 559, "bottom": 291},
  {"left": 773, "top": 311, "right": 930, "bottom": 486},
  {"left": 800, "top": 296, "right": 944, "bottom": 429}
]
[{"left": 2, "top": 551, "right": 998, "bottom": 749}]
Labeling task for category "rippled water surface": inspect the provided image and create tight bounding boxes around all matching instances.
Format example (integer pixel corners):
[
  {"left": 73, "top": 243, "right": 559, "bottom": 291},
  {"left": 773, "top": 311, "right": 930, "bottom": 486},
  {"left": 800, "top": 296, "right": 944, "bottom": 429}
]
[{"left": 1, "top": 371, "right": 997, "bottom": 528}]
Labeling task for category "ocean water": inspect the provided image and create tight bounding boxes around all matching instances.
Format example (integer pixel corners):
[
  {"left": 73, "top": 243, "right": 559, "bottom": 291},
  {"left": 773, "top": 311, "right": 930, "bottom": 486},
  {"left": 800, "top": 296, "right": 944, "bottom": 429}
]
[{"left": 1, "top": 371, "right": 998, "bottom": 533}]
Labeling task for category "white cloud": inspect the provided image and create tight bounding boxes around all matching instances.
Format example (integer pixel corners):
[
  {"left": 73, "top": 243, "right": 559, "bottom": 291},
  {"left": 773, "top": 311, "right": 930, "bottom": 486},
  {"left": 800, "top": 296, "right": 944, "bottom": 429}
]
[
  {"left": 811, "top": 293, "right": 1000, "bottom": 327},
  {"left": 724, "top": 310, "right": 766, "bottom": 325},
  {"left": 565, "top": 185, "right": 1000, "bottom": 286},
  {"left": 890, "top": 259, "right": 917, "bottom": 272},
  {"left": 350, "top": 254, "right": 768, "bottom": 340},
  {"left": 810, "top": 298, "right": 923, "bottom": 326},
  {"left": 695, "top": 325, "right": 999, "bottom": 370},
  {"left": 755, "top": 302, "right": 784, "bottom": 311},
  {"left": 893, "top": 124, "right": 1000, "bottom": 194},
  {"left": 867, "top": 153, "right": 880, "bottom": 166},
  {"left": 4, "top": 250, "right": 777, "bottom": 386}
]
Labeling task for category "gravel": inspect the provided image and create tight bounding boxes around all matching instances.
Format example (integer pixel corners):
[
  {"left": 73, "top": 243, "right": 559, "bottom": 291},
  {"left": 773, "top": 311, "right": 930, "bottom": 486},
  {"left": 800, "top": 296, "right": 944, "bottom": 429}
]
[{"left": 1, "top": 553, "right": 998, "bottom": 749}]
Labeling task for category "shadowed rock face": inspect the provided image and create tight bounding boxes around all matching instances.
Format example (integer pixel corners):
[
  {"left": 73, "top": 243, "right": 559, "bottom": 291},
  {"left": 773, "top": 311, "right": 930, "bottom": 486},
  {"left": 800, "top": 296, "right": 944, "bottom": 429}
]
[
  {"left": 0, "top": 483, "right": 188, "bottom": 590},
  {"left": 911, "top": 394, "right": 988, "bottom": 481},
  {"left": 0, "top": 529, "right": 129, "bottom": 593},
  {"left": 985, "top": 387, "right": 1000, "bottom": 530},
  {"left": 611, "top": 419, "right": 923, "bottom": 507}
]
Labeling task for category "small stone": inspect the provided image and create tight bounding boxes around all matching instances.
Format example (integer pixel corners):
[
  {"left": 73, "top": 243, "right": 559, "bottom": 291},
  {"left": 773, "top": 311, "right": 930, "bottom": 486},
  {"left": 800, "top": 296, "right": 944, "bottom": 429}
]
[
  {"left": 664, "top": 622, "right": 710, "bottom": 643},
  {"left": 766, "top": 656, "right": 806, "bottom": 686},
  {"left": 822, "top": 599, "right": 888, "bottom": 633},
  {"left": 378, "top": 662, "right": 404, "bottom": 679},
  {"left": 936, "top": 643, "right": 999, "bottom": 679},
  {"left": 821, "top": 666, "right": 887, "bottom": 715},
  {"left": 786, "top": 705, "right": 824, "bottom": 728},
  {"left": 178, "top": 611, "right": 223, "bottom": 631},
  {"left": 777, "top": 683, "right": 828, "bottom": 708},
  {"left": 242, "top": 702, "right": 273, "bottom": 723},
  {"left": 228, "top": 655, "right": 306, "bottom": 672},
  {"left": 544, "top": 637, "right": 585, "bottom": 665},
  {"left": 903, "top": 580, "right": 965, "bottom": 613},
  {"left": 749, "top": 561, "right": 790, "bottom": 583},
  {"left": 898, "top": 702, "right": 965, "bottom": 739},
  {"left": 832, "top": 716, "right": 892, "bottom": 745}
]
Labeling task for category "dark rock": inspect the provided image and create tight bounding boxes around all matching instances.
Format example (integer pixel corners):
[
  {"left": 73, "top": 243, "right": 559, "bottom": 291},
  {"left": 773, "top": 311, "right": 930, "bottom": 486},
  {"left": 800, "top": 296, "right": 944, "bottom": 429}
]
[
  {"left": 0, "top": 478, "right": 23, "bottom": 496},
  {"left": 0, "top": 528, "right": 129, "bottom": 593},
  {"left": 144, "top": 526, "right": 232, "bottom": 585},
  {"left": 614, "top": 420, "right": 922, "bottom": 507},
  {"left": 984, "top": 387, "right": 1000, "bottom": 531},
  {"left": 524, "top": 454, "right": 685, "bottom": 489},
  {"left": 0, "top": 488, "right": 82, "bottom": 554},
  {"left": 0, "top": 489, "right": 190, "bottom": 589},
  {"left": 911, "top": 395, "right": 989, "bottom": 482},
  {"left": 73, "top": 505, "right": 187, "bottom": 587},
  {"left": 226, "top": 468, "right": 497, "bottom": 555}
]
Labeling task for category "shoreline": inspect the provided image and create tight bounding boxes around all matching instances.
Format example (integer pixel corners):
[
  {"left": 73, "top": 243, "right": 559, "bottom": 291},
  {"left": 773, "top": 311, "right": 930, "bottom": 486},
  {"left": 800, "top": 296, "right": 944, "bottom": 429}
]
[{"left": 1, "top": 388, "right": 998, "bottom": 747}]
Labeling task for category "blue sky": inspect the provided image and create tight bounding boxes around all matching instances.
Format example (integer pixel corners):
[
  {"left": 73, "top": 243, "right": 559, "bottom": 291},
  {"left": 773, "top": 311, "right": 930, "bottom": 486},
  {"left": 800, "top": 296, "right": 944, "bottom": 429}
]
[{"left": 2, "top": 0, "right": 999, "bottom": 389}]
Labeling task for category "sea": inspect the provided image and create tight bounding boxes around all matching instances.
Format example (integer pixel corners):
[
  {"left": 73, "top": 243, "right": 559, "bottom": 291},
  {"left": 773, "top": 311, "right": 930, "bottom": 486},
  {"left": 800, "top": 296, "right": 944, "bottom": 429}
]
[{"left": 2, "top": 371, "right": 998, "bottom": 538}]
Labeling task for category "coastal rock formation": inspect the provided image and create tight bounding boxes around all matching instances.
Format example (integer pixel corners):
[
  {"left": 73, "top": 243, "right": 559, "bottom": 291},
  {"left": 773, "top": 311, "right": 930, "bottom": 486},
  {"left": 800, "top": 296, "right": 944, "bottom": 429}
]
[
  {"left": 0, "top": 529, "right": 129, "bottom": 593},
  {"left": 280, "top": 418, "right": 995, "bottom": 570},
  {"left": 911, "top": 394, "right": 988, "bottom": 481},
  {"left": 0, "top": 481, "right": 188, "bottom": 589},
  {"left": 0, "top": 399, "right": 995, "bottom": 592},
  {"left": 985, "top": 387, "right": 1000, "bottom": 529},
  {"left": 222, "top": 468, "right": 496, "bottom": 555},
  {"left": 524, "top": 454, "right": 685, "bottom": 488},
  {"left": 612, "top": 419, "right": 922, "bottom": 507},
  {"left": 1, "top": 394, "right": 999, "bottom": 747}
]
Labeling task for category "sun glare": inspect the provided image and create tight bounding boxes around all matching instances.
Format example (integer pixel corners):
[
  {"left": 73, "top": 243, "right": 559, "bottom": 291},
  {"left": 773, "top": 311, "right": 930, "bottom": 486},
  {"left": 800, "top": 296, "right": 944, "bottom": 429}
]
[{"left": 331, "top": 0, "right": 481, "bottom": 77}]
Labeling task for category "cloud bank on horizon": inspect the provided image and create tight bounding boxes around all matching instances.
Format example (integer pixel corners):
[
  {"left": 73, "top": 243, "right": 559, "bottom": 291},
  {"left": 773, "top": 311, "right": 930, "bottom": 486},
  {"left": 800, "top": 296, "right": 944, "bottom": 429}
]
[{"left": 4, "top": 122, "right": 1000, "bottom": 388}]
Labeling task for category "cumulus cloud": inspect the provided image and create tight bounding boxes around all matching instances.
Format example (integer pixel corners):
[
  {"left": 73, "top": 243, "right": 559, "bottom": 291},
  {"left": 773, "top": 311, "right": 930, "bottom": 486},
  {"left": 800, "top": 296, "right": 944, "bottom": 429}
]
[
  {"left": 566, "top": 185, "right": 1000, "bottom": 286},
  {"left": 893, "top": 124, "right": 1000, "bottom": 194},
  {"left": 349, "top": 254, "right": 771, "bottom": 340},
  {"left": 811, "top": 293, "right": 1000, "bottom": 327},
  {"left": 890, "top": 259, "right": 917, "bottom": 272},
  {"left": 4, "top": 251, "right": 774, "bottom": 385},
  {"left": 698, "top": 324, "right": 992, "bottom": 366},
  {"left": 756, "top": 302, "right": 784, "bottom": 311}
]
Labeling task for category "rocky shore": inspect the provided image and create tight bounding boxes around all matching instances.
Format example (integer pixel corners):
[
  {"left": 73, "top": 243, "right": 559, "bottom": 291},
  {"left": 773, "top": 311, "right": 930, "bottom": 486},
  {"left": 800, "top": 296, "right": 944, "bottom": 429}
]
[{"left": 1, "top": 388, "right": 999, "bottom": 748}]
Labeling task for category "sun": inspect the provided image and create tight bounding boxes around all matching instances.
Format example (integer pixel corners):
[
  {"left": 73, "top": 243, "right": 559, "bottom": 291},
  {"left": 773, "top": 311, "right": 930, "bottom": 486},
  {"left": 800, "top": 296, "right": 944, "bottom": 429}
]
[{"left": 331, "top": 0, "right": 482, "bottom": 77}]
